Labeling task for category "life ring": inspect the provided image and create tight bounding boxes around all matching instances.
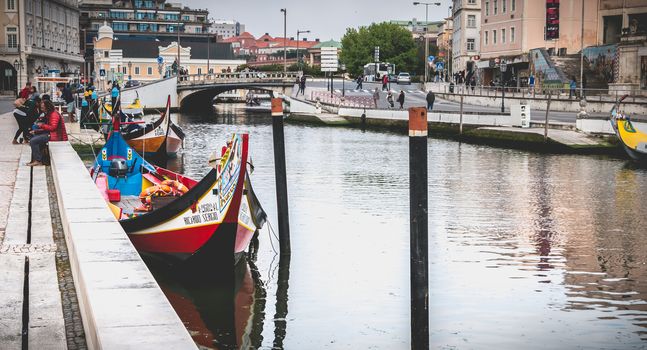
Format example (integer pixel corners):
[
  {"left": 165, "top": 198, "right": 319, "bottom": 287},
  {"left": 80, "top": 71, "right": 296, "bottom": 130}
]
[{"left": 135, "top": 180, "right": 188, "bottom": 212}]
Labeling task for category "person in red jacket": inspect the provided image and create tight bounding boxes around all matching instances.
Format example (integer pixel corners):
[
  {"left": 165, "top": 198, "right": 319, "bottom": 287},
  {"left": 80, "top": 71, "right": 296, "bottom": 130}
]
[
  {"left": 18, "top": 82, "right": 32, "bottom": 99},
  {"left": 27, "top": 99, "right": 68, "bottom": 166}
]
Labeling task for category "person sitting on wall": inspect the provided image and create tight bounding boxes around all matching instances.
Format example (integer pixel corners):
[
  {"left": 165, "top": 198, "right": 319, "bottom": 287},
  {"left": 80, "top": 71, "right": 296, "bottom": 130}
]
[{"left": 27, "top": 99, "right": 68, "bottom": 167}]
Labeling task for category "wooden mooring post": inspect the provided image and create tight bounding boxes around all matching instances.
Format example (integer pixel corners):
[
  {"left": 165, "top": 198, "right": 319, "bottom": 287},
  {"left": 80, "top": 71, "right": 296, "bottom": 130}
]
[
  {"left": 409, "top": 107, "right": 429, "bottom": 349},
  {"left": 271, "top": 98, "right": 291, "bottom": 255}
]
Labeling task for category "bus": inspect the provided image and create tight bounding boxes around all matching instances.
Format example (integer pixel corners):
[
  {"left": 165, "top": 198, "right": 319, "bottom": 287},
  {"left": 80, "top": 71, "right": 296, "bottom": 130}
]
[{"left": 363, "top": 62, "right": 395, "bottom": 82}]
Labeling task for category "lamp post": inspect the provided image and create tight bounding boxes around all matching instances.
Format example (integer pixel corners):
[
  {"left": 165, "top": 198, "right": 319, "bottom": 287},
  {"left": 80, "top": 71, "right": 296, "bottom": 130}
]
[
  {"left": 500, "top": 62, "right": 507, "bottom": 113},
  {"left": 413, "top": 2, "right": 441, "bottom": 90},
  {"left": 127, "top": 61, "right": 132, "bottom": 81},
  {"left": 280, "top": 8, "right": 287, "bottom": 73},
  {"left": 579, "top": 0, "right": 585, "bottom": 98},
  {"left": 13, "top": 58, "right": 23, "bottom": 94},
  {"left": 296, "top": 29, "right": 310, "bottom": 71},
  {"left": 448, "top": 5, "right": 452, "bottom": 81}
]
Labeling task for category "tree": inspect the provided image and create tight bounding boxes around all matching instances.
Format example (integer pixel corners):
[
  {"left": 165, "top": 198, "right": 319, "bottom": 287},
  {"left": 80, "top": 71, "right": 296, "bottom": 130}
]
[{"left": 340, "top": 22, "right": 418, "bottom": 77}]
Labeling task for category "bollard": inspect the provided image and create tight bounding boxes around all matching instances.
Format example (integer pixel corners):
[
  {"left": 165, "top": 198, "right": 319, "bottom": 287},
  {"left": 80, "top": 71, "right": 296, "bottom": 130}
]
[
  {"left": 271, "top": 98, "right": 291, "bottom": 255},
  {"left": 409, "top": 107, "right": 429, "bottom": 350},
  {"left": 544, "top": 93, "right": 551, "bottom": 142},
  {"left": 459, "top": 95, "right": 464, "bottom": 135}
]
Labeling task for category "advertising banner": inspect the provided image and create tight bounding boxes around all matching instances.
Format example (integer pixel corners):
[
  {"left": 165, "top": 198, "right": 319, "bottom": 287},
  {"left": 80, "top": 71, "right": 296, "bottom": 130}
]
[{"left": 546, "top": 0, "right": 559, "bottom": 40}]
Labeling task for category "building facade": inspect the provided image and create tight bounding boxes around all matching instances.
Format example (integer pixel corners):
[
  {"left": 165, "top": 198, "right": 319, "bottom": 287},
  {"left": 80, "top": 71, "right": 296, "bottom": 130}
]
[
  {"left": 222, "top": 32, "right": 321, "bottom": 67},
  {"left": 209, "top": 19, "right": 245, "bottom": 40},
  {"left": 478, "top": 0, "right": 599, "bottom": 85},
  {"left": 78, "top": 0, "right": 211, "bottom": 81},
  {"left": 437, "top": 17, "right": 454, "bottom": 78},
  {"left": 0, "top": 0, "right": 83, "bottom": 94},
  {"left": 93, "top": 24, "right": 244, "bottom": 91},
  {"left": 452, "top": 0, "right": 481, "bottom": 74}
]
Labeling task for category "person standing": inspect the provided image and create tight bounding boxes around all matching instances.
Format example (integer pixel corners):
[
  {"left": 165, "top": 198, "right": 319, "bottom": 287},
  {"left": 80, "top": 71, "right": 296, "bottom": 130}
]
[
  {"left": 27, "top": 99, "right": 68, "bottom": 166},
  {"left": 426, "top": 90, "right": 435, "bottom": 111},
  {"left": 58, "top": 84, "right": 76, "bottom": 122},
  {"left": 372, "top": 88, "right": 380, "bottom": 108},
  {"left": 382, "top": 74, "right": 388, "bottom": 91},
  {"left": 111, "top": 82, "right": 120, "bottom": 113},
  {"left": 397, "top": 90, "right": 405, "bottom": 109},
  {"left": 528, "top": 74, "right": 535, "bottom": 96},
  {"left": 299, "top": 75, "right": 306, "bottom": 95},
  {"left": 569, "top": 77, "right": 577, "bottom": 99},
  {"left": 355, "top": 74, "right": 363, "bottom": 90},
  {"left": 386, "top": 91, "right": 394, "bottom": 108}
]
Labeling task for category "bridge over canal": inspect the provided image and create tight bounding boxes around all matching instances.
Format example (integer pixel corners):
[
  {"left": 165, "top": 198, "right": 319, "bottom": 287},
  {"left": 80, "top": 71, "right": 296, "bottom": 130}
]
[{"left": 119, "top": 72, "right": 298, "bottom": 113}]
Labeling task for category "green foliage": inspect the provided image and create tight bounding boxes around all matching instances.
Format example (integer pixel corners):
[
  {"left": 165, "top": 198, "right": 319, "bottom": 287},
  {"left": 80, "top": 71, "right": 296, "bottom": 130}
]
[
  {"left": 288, "top": 63, "right": 323, "bottom": 77},
  {"left": 340, "top": 22, "right": 418, "bottom": 76}
]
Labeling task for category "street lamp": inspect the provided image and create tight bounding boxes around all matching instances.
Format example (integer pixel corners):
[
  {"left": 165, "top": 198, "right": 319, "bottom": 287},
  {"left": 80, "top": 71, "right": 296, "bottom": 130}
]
[
  {"left": 13, "top": 58, "right": 23, "bottom": 93},
  {"left": 500, "top": 62, "right": 507, "bottom": 113},
  {"left": 413, "top": 1, "right": 441, "bottom": 90},
  {"left": 280, "top": 8, "right": 287, "bottom": 73},
  {"left": 128, "top": 61, "right": 132, "bottom": 81},
  {"left": 296, "top": 29, "right": 310, "bottom": 71}
]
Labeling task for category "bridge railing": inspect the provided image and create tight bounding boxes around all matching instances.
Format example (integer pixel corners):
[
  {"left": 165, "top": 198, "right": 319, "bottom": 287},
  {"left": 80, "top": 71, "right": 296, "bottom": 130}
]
[{"left": 178, "top": 71, "right": 301, "bottom": 85}]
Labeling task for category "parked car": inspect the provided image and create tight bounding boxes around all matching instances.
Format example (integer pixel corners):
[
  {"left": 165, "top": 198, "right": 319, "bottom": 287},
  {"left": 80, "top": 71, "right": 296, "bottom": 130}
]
[
  {"left": 124, "top": 80, "right": 141, "bottom": 88},
  {"left": 397, "top": 72, "right": 411, "bottom": 85}
]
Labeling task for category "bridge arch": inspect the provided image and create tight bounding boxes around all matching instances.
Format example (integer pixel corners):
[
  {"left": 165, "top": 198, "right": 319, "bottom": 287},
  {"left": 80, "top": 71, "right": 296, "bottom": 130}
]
[{"left": 178, "top": 83, "right": 293, "bottom": 114}]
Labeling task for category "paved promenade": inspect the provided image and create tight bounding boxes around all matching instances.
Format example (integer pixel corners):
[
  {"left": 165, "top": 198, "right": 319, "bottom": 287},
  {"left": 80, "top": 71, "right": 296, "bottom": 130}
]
[{"left": 0, "top": 111, "right": 87, "bottom": 349}]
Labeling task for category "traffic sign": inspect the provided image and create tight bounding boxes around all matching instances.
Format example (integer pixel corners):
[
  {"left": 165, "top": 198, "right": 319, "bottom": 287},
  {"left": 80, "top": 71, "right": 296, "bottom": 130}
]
[
  {"left": 428, "top": 55, "right": 435, "bottom": 62},
  {"left": 435, "top": 62, "right": 444, "bottom": 70},
  {"left": 157, "top": 56, "right": 164, "bottom": 64}
]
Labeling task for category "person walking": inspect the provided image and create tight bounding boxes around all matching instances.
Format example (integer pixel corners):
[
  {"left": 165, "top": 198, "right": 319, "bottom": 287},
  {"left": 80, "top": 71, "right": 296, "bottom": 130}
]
[
  {"left": 382, "top": 74, "right": 388, "bottom": 91},
  {"left": 470, "top": 77, "right": 476, "bottom": 93},
  {"left": 355, "top": 74, "right": 363, "bottom": 90},
  {"left": 299, "top": 75, "right": 306, "bottom": 96},
  {"left": 386, "top": 91, "right": 394, "bottom": 109},
  {"left": 372, "top": 88, "right": 380, "bottom": 108},
  {"left": 528, "top": 74, "right": 535, "bottom": 96},
  {"left": 111, "top": 82, "right": 120, "bottom": 113},
  {"left": 397, "top": 90, "right": 405, "bottom": 109},
  {"left": 426, "top": 90, "right": 435, "bottom": 111},
  {"left": 27, "top": 99, "right": 68, "bottom": 166},
  {"left": 12, "top": 98, "right": 31, "bottom": 144},
  {"left": 569, "top": 77, "right": 577, "bottom": 99}
]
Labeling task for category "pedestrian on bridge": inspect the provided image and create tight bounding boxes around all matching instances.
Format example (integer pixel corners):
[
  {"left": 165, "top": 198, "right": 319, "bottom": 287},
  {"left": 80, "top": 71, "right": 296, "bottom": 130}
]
[
  {"left": 299, "top": 75, "right": 306, "bottom": 96},
  {"left": 397, "top": 90, "right": 405, "bottom": 109},
  {"left": 569, "top": 77, "right": 577, "bottom": 99},
  {"left": 426, "top": 90, "right": 435, "bottom": 111}
]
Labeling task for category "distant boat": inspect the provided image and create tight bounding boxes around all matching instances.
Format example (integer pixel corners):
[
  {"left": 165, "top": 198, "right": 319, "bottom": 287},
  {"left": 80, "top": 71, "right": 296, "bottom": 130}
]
[
  {"left": 91, "top": 127, "right": 266, "bottom": 266},
  {"left": 609, "top": 95, "right": 647, "bottom": 163}
]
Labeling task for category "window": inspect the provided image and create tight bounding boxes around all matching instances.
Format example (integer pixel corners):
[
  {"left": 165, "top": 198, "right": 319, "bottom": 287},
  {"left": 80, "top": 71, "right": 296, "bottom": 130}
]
[
  {"left": 122, "top": 67, "right": 127, "bottom": 74},
  {"left": 493, "top": 29, "right": 497, "bottom": 44},
  {"left": 467, "top": 38, "right": 475, "bottom": 51},
  {"left": 182, "top": 15, "right": 190, "bottom": 21},
  {"left": 164, "top": 13, "right": 179, "bottom": 21},
  {"left": 511, "top": 0, "right": 516, "bottom": 11},
  {"left": 485, "top": 1, "right": 489, "bottom": 16},
  {"left": 195, "top": 27, "right": 201, "bottom": 33},
  {"left": 494, "top": 0, "right": 498, "bottom": 14},
  {"left": 511, "top": 27, "right": 515, "bottom": 42},
  {"left": 197, "top": 68, "right": 202, "bottom": 75},
  {"left": 7, "top": 0, "right": 16, "bottom": 10},
  {"left": 468, "top": 0, "right": 476, "bottom": 3},
  {"left": 467, "top": 15, "right": 476, "bottom": 28},
  {"left": 502, "top": 28, "right": 506, "bottom": 43},
  {"left": 502, "top": 0, "right": 506, "bottom": 13},
  {"left": 134, "top": 67, "right": 140, "bottom": 75},
  {"left": 6, "top": 27, "right": 18, "bottom": 48},
  {"left": 485, "top": 31, "right": 489, "bottom": 45},
  {"left": 147, "top": 67, "right": 153, "bottom": 75},
  {"left": 112, "top": 22, "right": 128, "bottom": 31}
]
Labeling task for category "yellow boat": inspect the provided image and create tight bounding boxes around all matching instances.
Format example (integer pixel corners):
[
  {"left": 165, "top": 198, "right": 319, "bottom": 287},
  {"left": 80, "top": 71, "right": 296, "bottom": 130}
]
[{"left": 609, "top": 96, "right": 647, "bottom": 163}]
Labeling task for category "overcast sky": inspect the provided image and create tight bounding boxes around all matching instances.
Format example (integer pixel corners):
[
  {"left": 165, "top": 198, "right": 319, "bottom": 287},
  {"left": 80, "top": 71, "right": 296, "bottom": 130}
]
[{"left": 190, "top": 0, "right": 452, "bottom": 41}]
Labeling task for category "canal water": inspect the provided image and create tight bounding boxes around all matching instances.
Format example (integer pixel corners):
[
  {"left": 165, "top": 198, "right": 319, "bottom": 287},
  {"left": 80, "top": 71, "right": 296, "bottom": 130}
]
[{"left": 152, "top": 104, "right": 647, "bottom": 349}]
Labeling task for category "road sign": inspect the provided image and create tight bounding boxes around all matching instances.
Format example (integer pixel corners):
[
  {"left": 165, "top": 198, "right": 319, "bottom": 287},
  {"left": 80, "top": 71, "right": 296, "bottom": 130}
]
[
  {"left": 374, "top": 46, "right": 380, "bottom": 62},
  {"left": 99, "top": 69, "right": 106, "bottom": 77},
  {"left": 435, "top": 62, "right": 444, "bottom": 71},
  {"left": 321, "top": 46, "right": 339, "bottom": 72},
  {"left": 157, "top": 56, "right": 164, "bottom": 64},
  {"left": 428, "top": 55, "right": 435, "bottom": 62}
]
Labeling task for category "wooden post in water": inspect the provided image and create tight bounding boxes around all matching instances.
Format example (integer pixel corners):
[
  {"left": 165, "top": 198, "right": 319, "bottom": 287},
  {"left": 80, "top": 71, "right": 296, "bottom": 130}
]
[
  {"left": 409, "top": 107, "right": 429, "bottom": 350},
  {"left": 544, "top": 93, "right": 551, "bottom": 142},
  {"left": 459, "top": 95, "right": 464, "bottom": 135},
  {"left": 271, "top": 98, "right": 291, "bottom": 255}
]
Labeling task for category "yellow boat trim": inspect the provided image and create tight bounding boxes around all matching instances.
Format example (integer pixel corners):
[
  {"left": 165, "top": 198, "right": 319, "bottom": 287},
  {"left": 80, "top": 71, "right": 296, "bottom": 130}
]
[{"left": 617, "top": 120, "right": 647, "bottom": 151}]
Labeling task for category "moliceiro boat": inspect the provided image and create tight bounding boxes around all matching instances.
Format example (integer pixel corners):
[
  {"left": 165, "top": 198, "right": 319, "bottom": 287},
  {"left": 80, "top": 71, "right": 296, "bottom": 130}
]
[
  {"left": 609, "top": 95, "right": 647, "bottom": 163},
  {"left": 91, "top": 126, "right": 266, "bottom": 266}
]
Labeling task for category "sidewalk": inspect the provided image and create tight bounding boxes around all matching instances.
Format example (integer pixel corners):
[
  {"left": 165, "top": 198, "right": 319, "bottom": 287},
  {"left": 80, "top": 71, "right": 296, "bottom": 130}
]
[{"left": 0, "top": 112, "right": 86, "bottom": 349}]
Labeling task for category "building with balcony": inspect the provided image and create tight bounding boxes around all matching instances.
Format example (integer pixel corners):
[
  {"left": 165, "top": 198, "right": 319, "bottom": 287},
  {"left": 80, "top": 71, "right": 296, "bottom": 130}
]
[
  {"left": 0, "top": 0, "right": 84, "bottom": 95},
  {"left": 78, "top": 0, "right": 212, "bottom": 81},
  {"left": 452, "top": 0, "right": 481, "bottom": 75},
  {"left": 208, "top": 19, "right": 245, "bottom": 40}
]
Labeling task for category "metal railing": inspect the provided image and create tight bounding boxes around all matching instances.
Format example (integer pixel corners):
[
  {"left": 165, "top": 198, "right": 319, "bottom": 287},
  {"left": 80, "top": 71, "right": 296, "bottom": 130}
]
[
  {"left": 177, "top": 71, "right": 301, "bottom": 85},
  {"left": 431, "top": 83, "right": 647, "bottom": 103}
]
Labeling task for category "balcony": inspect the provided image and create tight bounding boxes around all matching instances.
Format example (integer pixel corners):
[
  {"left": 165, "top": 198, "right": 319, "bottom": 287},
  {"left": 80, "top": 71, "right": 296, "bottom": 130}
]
[{"left": 0, "top": 45, "right": 19, "bottom": 54}]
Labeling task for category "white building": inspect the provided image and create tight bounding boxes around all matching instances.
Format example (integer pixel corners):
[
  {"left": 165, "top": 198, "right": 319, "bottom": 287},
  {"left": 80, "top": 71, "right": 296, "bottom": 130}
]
[
  {"left": 209, "top": 20, "right": 245, "bottom": 40},
  {"left": 452, "top": 0, "right": 481, "bottom": 75}
]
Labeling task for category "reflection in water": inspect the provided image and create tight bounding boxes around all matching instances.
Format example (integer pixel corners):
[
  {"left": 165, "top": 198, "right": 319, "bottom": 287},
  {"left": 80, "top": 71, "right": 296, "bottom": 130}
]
[{"left": 142, "top": 107, "right": 647, "bottom": 348}]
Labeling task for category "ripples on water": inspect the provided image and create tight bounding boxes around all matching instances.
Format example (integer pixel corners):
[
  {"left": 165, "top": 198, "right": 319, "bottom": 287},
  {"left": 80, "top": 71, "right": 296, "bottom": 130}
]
[{"left": 156, "top": 105, "right": 647, "bottom": 349}]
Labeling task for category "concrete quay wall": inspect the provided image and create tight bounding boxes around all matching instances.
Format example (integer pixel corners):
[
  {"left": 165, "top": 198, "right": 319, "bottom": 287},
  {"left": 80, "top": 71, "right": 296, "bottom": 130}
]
[{"left": 49, "top": 142, "right": 196, "bottom": 350}]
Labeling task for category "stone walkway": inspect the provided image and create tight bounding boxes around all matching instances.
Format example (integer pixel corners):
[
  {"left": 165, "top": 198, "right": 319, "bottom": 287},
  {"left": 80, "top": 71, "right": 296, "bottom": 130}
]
[
  {"left": 480, "top": 126, "right": 606, "bottom": 146},
  {"left": 0, "top": 112, "right": 87, "bottom": 349}
]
